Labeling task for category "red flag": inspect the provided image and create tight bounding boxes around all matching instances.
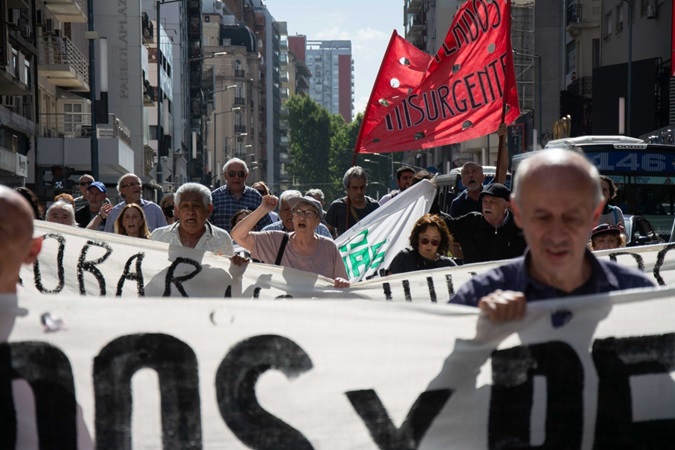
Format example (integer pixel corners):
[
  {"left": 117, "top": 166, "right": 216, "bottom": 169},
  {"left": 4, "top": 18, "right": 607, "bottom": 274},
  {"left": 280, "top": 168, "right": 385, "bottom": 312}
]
[{"left": 356, "top": 0, "right": 520, "bottom": 154}]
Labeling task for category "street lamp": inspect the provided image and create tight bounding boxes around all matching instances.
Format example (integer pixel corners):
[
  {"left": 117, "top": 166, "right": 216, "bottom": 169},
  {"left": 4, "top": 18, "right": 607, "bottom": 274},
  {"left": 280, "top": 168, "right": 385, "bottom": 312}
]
[
  {"left": 188, "top": 51, "right": 227, "bottom": 63},
  {"left": 363, "top": 158, "right": 381, "bottom": 182},
  {"left": 212, "top": 107, "right": 241, "bottom": 177},
  {"left": 206, "top": 84, "right": 237, "bottom": 110}
]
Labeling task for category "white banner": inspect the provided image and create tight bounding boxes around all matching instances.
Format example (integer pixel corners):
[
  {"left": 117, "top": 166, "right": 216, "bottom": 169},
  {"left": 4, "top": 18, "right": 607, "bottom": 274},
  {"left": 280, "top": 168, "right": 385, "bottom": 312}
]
[
  {"left": 5, "top": 287, "right": 675, "bottom": 448},
  {"left": 335, "top": 179, "right": 436, "bottom": 282},
  {"left": 19, "top": 220, "right": 675, "bottom": 301}
]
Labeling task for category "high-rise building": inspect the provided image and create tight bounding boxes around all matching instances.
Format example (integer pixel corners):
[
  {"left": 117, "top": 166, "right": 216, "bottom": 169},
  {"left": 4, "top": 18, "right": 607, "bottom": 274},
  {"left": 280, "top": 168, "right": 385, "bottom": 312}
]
[
  {"left": 306, "top": 40, "right": 354, "bottom": 123},
  {"left": 288, "top": 35, "right": 311, "bottom": 96}
]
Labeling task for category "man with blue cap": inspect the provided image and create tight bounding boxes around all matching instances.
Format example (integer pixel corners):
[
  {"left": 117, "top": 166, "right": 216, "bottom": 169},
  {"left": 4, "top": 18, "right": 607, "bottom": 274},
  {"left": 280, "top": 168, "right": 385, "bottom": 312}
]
[{"left": 75, "top": 181, "right": 111, "bottom": 230}]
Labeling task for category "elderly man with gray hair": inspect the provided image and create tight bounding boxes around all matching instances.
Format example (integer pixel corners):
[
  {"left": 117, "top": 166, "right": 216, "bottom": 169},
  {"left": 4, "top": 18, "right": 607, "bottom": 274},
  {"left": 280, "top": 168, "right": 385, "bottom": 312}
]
[
  {"left": 210, "top": 157, "right": 272, "bottom": 232},
  {"left": 325, "top": 166, "right": 380, "bottom": 237},
  {"left": 151, "top": 182, "right": 233, "bottom": 255},
  {"left": 262, "top": 189, "right": 333, "bottom": 238}
]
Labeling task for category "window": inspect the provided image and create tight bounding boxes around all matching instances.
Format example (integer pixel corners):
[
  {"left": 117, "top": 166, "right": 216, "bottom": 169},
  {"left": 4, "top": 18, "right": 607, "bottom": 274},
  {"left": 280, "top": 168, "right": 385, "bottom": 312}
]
[
  {"left": 616, "top": 4, "right": 624, "bottom": 32},
  {"left": 592, "top": 38, "right": 600, "bottom": 68},
  {"left": 604, "top": 11, "right": 612, "bottom": 38},
  {"left": 63, "top": 103, "right": 83, "bottom": 133},
  {"left": 565, "top": 40, "right": 576, "bottom": 75}
]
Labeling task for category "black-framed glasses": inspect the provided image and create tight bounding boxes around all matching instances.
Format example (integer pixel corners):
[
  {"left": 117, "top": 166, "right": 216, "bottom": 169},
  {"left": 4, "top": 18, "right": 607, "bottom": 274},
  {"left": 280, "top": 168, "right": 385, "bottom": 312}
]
[
  {"left": 79, "top": 181, "right": 92, "bottom": 186},
  {"left": 292, "top": 209, "right": 317, "bottom": 218},
  {"left": 226, "top": 170, "right": 246, "bottom": 178},
  {"left": 120, "top": 181, "right": 141, "bottom": 189},
  {"left": 419, "top": 237, "right": 441, "bottom": 246}
]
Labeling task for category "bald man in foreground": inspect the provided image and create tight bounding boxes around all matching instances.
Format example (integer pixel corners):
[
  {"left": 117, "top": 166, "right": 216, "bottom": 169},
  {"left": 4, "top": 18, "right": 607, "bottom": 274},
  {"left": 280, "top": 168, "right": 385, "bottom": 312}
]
[
  {"left": 0, "top": 185, "right": 93, "bottom": 449},
  {"left": 449, "top": 149, "right": 655, "bottom": 321},
  {"left": 0, "top": 185, "right": 42, "bottom": 302}
]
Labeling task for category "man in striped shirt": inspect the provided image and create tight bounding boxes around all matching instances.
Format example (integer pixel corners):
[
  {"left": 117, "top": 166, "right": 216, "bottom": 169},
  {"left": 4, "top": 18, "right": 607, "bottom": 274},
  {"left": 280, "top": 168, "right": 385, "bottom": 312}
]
[{"left": 209, "top": 157, "right": 272, "bottom": 232}]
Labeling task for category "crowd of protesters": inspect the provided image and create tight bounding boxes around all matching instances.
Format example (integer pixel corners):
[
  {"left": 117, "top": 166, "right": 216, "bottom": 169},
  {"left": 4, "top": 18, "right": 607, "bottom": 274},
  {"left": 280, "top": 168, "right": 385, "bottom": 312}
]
[{"left": 11, "top": 151, "right": 640, "bottom": 303}]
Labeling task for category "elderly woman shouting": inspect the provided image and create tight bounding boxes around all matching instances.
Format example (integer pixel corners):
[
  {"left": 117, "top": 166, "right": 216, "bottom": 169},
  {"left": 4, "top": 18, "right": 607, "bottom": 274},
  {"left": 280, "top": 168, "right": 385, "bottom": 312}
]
[{"left": 231, "top": 195, "right": 350, "bottom": 288}]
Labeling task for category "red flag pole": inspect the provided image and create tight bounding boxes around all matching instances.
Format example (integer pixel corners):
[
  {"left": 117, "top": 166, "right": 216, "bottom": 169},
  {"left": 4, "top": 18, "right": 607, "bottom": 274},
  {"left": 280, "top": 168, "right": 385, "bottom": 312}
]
[
  {"left": 352, "top": 31, "right": 400, "bottom": 166},
  {"left": 495, "top": 102, "right": 508, "bottom": 185}
]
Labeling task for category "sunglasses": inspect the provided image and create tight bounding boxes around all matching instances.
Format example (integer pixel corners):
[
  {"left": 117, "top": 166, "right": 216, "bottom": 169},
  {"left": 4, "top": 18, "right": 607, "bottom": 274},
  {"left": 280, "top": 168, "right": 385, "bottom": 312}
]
[
  {"left": 419, "top": 237, "right": 441, "bottom": 246},
  {"left": 120, "top": 181, "right": 142, "bottom": 189},
  {"left": 79, "top": 181, "right": 92, "bottom": 186},
  {"left": 226, "top": 171, "right": 246, "bottom": 178},
  {"left": 292, "top": 209, "right": 317, "bottom": 218}
]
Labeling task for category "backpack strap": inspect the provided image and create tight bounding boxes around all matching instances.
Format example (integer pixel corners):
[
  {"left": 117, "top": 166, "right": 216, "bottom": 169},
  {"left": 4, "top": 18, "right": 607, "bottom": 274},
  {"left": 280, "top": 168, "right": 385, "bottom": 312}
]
[{"left": 275, "top": 233, "right": 290, "bottom": 265}]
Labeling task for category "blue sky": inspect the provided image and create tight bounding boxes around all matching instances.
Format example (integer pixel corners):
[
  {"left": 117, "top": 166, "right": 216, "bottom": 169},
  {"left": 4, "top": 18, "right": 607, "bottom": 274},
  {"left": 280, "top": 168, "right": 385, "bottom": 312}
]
[{"left": 267, "top": 0, "right": 404, "bottom": 116}]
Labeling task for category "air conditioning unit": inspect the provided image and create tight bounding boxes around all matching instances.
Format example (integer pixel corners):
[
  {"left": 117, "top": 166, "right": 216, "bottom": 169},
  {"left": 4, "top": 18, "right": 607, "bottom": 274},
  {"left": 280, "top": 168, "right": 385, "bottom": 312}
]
[{"left": 647, "top": 5, "right": 657, "bottom": 19}]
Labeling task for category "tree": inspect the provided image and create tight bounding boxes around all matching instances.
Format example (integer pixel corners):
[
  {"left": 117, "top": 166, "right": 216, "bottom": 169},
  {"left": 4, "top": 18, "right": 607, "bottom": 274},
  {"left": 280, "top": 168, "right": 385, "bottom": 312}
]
[
  {"left": 286, "top": 95, "right": 332, "bottom": 191},
  {"left": 287, "top": 95, "right": 364, "bottom": 202},
  {"left": 327, "top": 113, "right": 362, "bottom": 202}
]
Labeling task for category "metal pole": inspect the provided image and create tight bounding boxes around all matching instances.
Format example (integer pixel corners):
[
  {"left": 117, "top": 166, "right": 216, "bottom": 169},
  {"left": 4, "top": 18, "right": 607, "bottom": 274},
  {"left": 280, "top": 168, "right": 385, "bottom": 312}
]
[
  {"left": 626, "top": 0, "right": 632, "bottom": 136},
  {"left": 156, "top": 0, "right": 163, "bottom": 183},
  {"left": 88, "top": 0, "right": 98, "bottom": 180}
]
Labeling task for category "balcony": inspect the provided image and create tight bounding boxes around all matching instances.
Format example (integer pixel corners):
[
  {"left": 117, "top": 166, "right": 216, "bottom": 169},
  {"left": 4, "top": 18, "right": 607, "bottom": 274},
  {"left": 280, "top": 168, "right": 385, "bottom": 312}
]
[
  {"left": 37, "top": 113, "right": 134, "bottom": 176},
  {"left": 143, "top": 79, "right": 155, "bottom": 106},
  {"left": 38, "top": 35, "right": 89, "bottom": 91},
  {"left": 567, "top": 4, "right": 582, "bottom": 26},
  {"left": 0, "top": 63, "right": 32, "bottom": 96},
  {"left": 234, "top": 96, "right": 246, "bottom": 106},
  {"left": 567, "top": 76, "right": 593, "bottom": 98},
  {"left": 234, "top": 124, "right": 246, "bottom": 133},
  {"left": 405, "top": 14, "right": 424, "bottom": 38},
  {"left": 44, "top": 0, "right": 87, "bottom": 23},
  {"left": 142, "top": 12, "right": 154, "bottom": 44},
  {"left": 404, "top": 0, "right": 423, "bottom": 14}
]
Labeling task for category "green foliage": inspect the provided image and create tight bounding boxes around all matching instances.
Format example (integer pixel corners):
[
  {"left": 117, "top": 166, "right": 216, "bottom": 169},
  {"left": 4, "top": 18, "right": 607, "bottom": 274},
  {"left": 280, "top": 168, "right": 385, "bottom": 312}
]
[{"left": 287, "top": 96, "right": 363, "bottom": 203}]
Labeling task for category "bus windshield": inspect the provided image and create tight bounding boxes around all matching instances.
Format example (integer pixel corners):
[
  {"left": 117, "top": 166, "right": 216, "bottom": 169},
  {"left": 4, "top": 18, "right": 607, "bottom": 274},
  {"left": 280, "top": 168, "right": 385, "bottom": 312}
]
[{"left": 513, "top": 136, "right": 675, "bottom": 239}]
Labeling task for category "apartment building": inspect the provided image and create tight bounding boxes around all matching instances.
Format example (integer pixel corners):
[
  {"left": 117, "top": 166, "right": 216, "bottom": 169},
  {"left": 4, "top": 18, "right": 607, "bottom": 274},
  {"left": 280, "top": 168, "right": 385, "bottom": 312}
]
[{"left": 305, "top": 40, "right": 354, "bottom": 123}]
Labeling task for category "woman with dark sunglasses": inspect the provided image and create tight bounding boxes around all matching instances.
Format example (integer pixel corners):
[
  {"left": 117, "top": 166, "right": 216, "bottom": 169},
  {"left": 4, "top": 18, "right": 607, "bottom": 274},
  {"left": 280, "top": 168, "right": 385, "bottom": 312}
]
[{"left": 386, "top": 213, "right": 457, "bottom": 275}]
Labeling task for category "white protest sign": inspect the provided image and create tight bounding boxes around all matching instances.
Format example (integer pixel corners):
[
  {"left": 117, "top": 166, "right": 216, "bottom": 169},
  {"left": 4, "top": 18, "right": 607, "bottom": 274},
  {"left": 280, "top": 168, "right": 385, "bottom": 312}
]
[
  {"left": 5, "top": 287, "right": 675, "bottom": 448},
  {"left": 335, "top": 179, "right": 435, "bottom": 282},
  {"left": 19, "top": 221, "right": 675, "bottom": 301}
]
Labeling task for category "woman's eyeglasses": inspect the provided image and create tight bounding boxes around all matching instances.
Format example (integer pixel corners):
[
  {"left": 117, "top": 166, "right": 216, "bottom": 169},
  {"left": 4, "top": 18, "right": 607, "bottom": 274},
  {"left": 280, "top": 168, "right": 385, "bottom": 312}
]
[
  {"left": 419, "top": 237, "right": 441, "bottom": 246},
  {"left": 292, "top": 209, "right": 317, "bottom": 218}
]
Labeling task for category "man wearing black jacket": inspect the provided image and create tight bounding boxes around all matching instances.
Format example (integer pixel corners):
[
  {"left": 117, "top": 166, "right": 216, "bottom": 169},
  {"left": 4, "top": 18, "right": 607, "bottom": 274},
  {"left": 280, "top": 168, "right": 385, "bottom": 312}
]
[{"left": 443, "top": 183, "right": 526, "bottom": 264}]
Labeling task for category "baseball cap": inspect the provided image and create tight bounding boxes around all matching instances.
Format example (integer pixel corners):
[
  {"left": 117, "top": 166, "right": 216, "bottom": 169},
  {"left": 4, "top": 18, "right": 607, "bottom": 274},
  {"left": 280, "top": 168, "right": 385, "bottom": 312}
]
[
  {"left": 591, "top": 223, "right": 621, "bottom": 239},
  {"left": 479, "top": 183, "right": 511, "bottom": 201},
  {"left": 87, "top": 181, "right": 107, "bottom": 193},
  {"left": 287, "top": 196, "right": 322, "bottom": 217}
]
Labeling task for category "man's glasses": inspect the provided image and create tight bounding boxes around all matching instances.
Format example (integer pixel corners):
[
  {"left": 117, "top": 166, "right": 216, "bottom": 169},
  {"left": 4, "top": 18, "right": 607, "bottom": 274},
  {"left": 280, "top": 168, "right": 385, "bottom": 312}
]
[
  {"left": 292, "top": 209, "right": 317, "bottom": 218},
  {"left": 226, "top": 171, "right": 246, "bottom": 178},
  {"left": 419, "top": 237, "right": 441, "bottom": 246},
  {"left": 79, "top": 181, "right": 92, "bottom": 186},
  {"left": 120, "top": 181, "right": 141, "bottom": 189}
]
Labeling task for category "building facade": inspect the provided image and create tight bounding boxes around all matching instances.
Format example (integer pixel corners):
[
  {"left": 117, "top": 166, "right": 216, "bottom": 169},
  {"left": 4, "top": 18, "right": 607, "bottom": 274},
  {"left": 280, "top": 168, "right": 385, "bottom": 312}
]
[{"left": 305, "top": 40, "right": 354, "bottom": 123}]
